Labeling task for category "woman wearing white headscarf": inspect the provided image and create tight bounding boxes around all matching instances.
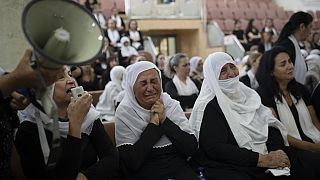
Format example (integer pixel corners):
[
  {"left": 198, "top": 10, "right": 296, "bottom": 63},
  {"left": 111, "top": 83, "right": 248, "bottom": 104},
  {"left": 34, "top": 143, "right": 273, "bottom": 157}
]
[
  {"left": 189, "top": 52, "right": 320, "bottom": 179},
  {"left": 96, "top": 66, "right": 125, "bottom": 121},
  {"left": 115, "top": 61, "right": 198, "bottom": 180},
  {"left": 189, "top": 56, "right": 204, "bottom": 83},
  {"left": 15, "top": 67, "right": 118, "bottom": 180},
  {"left": 119, "top": 36, "right": 138, "bottom": 64}
]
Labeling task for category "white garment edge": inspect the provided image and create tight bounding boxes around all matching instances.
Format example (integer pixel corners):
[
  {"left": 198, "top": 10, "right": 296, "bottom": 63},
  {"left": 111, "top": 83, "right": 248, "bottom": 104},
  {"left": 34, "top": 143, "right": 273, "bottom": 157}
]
[{"left": 288, "top": 35, "right": 307, "bottom": 84}]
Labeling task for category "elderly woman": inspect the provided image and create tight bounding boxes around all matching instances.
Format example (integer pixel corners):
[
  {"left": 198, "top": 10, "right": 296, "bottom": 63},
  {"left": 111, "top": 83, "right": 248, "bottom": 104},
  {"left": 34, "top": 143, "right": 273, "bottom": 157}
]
[
  {"left": 256, "top": 46, "right": 320, "bottom": 154},
  {"left": 15, "top": 67, "right": 118, "bottom": 180},
  {"left": 164, "top": 53, "right": 200, "bottom": 111},
  {"left": 115, "top": 61, "right": 198, "bottom": 180},
  {"left": 96, "top": 65, "right": 125, "bottom": 121},
  {"left": 190, "top": 52, "right": 320, "bottom": 179},
  {"left": 119, "top": 36, "right": 138, "bottom": 64},
  {"left": 189, "top": 56, "right": 204, "bottom": 84}
]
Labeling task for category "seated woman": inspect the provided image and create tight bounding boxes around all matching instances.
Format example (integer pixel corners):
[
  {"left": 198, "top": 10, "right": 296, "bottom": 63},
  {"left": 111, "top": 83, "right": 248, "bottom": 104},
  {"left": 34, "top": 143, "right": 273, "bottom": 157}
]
[
  {"left": 164, "top": 53, "right": 200, "bottom": 111},
  {"left": 119, "top": 36, "right": 138, "bottom": 64},
  {"left": 239, "top": 52, "right": 262, "bottom": 90},
  {"left": 96, "top": 65, "right": 125, "bottom": 121},
  {"left": 125, "top": 19, "right": 144, "bottom": 50},
  {"left": 115, "top": 61, "right": 198, "bottom": 180},
  {"left": 256, "top": 46, "right": 320, "bottom": 154},
  {"left": 15, "top": 67, "right": 118, "bottom": 180},
  {"left": 189, "top": 56, "right": 204, "bottom": 85},
  {"left": 189, "top": 52, "right": 320, "bottom": 179}
]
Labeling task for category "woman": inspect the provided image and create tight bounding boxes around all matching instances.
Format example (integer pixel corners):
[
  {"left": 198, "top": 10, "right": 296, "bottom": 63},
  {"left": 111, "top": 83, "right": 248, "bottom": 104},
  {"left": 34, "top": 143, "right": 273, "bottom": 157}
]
[
  {"left": 155, "top": 53, "right": 170, "bottom": 89},
  {"left": 125, "top": 19, "right": 144, "bottom": 50},
  {"left": 77, "top": 64, "right": 99, "bottom": 91},
  {"left": 256, "top": 46, "right": 320, "bottom": 154},
  {"left": 232, "top": 19, "right": 248, "bottom": 50},
  {"left": 15, "top": 67, "right": 118, "bottom": 179},
  {"left": 115, "top": 61, "right": 198, "bottom": 180},
  {"left": 240, "top": 52, "right": 262, "bottom": 90},
  {"left": 105, "top": 18, "right": 121, "bottom": 51},
  {"left": 310, "top": 32, "right": 320, "bottom": 50},
  {"left": 119, "top": 36, "right": 138, "bottom": 64},
  {"left": 164, "top": 53, "right": 200, "bottom": 111},
  {"left": 190, "top": 52, "right": 320, "bottom": 179},
  {"left": 276, "top": 11, "right": 313, "bottom": 84},
  {"left": 101, "top": 55, "right": 119, "bottom": 87},
  {"left": 189, "top": 56, "right": 204, "bottom": 85},
  {"left": 96, "top": 66, "right": 125, "bottom": 121},
  {"left": 258, "top": 30, "right": 274, "bottom": 54},
  {"left": 245, "top": 19, "right": 261, "bottom": 50},
  {"left": 110, "top": 7, "right": 125, "bottom": 33}
]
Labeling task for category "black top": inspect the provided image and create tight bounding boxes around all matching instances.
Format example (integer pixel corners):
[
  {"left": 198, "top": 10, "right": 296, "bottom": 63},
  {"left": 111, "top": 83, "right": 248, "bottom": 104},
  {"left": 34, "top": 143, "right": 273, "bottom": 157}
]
[
  {"left": 232, "top": 30, "right": 245, "bottom": 40},
  {"left": 118, "top": 118, "right": 198, "bottom": 180},
  {"left": 239, "top": 74, "right": 251, "bottom": 89},
  {"left": 164, "top": 80, "right": 200, "bottom": 111},
  {"left": 124, "top": 30, "right": 144, "bottom": 50},
  {"left": 191, "top": 98, "right": 287, "bottom": 179},
  {"left": 15, "top": 120, "right": 118, "bottom": 180},
  {"left": 257, "top": 84, "right": 313, "bottom": 142},
  {"left": 258, "top": 42, "right": 273, "bottom": 53},
  {"left": 160, "top": 70, "right": 171, "bottom": 92},
  {"left": 0, "top": 91, "right": 20, "bottom": 179},
  {"left": 311, "top": 83, "right": 320, "bottom": 123}
]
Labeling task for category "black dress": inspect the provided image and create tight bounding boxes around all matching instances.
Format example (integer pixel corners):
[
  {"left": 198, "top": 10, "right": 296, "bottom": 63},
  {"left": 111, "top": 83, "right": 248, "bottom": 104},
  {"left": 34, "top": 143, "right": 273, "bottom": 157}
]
[
  {"left": 165, "top": 80, "right": 200, "bottom": 111},
  {"left": 118, "top": 119, "right": 198, "bottom": 180},
  {"left": 240, "top": 74, "right": 251, "bottom": 89},
  {"left": 15, "top": 120, "right": 118, "bottom": 180},
  {"left": 311, "top": 83, "right": 320, "bottom": 121},
  {"left": 257, "top": 84, "right": 314, "bottom": 143},
  {"left": 191, "top": 98, "right": 320, "bottom": 180}
]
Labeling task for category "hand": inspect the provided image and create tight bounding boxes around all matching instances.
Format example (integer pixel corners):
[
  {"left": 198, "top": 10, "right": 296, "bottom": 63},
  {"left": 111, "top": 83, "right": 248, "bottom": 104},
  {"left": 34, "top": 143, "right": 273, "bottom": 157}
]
[
  {"left": 11, "top": 49, "right": 65, "bottom": 89},
  {"left": 258, "top": 150, "right": 291, "bottom": 169},
  {"left": 76, "top": 173, "right": 88, "bottom": 180},
  {"left": 151, "top": 99, "right": 166, "bottom": 124},
  {"left": 67, "top": 92, "right": 92, "bottom": 137},
  {"left": 9, "top": 91, "right": 30, "bottom": 110}
]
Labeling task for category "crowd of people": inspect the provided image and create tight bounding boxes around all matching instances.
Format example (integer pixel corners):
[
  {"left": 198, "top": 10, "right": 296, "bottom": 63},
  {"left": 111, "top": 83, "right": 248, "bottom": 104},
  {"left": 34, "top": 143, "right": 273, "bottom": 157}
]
[{"left": 1, "top": 1, "right": 320, "bottom": 179}]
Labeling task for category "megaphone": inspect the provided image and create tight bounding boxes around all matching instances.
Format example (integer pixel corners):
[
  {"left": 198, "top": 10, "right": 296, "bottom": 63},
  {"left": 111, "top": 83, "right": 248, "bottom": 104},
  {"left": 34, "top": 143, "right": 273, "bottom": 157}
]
[{"left": 22, "top": 0, "right": 104, "bottom": 68}]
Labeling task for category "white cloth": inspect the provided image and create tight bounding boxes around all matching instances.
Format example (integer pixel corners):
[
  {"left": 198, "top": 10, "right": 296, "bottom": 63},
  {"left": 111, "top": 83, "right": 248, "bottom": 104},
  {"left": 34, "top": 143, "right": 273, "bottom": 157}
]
[
  {"left": 115, "top": 61, "right": 194, "bottom": 148},
  {"left": 189, "top": 56, "right": 203, "bottom": 77},
  {"left": 107, "top": 29, "right": 120, "bottom": 43},
  {"left": 276, "top": 94, "right": 320, "bottom": 143},
  {"left": 288, "top": 35, "right": 307, "bottom": 84},
  {"left": 120, "top": 36, "right": 138, "bottom": 57},
  {"left": 96, "top": 66, "right": 126, "bottom": 121},
  {"left": 247, "top": 70, "right": 259, "bottom": 90},
  {"left": 93, "top": 13, "right": 106, "bottom": 29},
  {"left": 111, "top": 15, "right": 123, "bottom": 29},
  {"left": 189, "top": 52, "right": 288, "bottom": 155},
  {"left": 19, "top": 103, "right": 100, "bottom": 138},
  {"left": 172, "top": 75, "right": 199, "bottom": 96},
  {"left": 129, "top": 30, "right": 141, "bottom": 49},
  {"left": 264, "top": 43, "right": 272, "bottom": 52}
]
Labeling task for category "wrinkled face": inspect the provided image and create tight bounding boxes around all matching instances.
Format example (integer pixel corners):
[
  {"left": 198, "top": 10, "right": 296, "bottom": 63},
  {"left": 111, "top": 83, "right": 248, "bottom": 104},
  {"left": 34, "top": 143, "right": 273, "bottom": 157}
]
[
  {"left": 133, "top": 69, "right": 161, "bottom": 110},
  {"left": 273, "top": 52, "right": 294, "bottom": 82},
  {"left": 129, "top": 20, "right": 138, "bottom": 30},
  {"left": 53, "top": 68, "right": 76, "bottom": 105},
  {"left": 219, "top": 63, "right": 239, "bottom": 80},
  {"left": 174, "top": 57, "right": 190, "bottom": 78}
]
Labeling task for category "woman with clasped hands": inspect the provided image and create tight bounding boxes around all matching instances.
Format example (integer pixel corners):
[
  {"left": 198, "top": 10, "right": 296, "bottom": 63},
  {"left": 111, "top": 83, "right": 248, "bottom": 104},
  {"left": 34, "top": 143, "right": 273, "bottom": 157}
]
[{"left": 115, "top": 61, "right": 198, "bottom": 180}]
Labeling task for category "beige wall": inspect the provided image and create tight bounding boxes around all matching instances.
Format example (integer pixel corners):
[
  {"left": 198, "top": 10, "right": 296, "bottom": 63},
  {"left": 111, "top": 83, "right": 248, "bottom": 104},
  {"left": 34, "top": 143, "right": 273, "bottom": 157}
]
[
  {"left": 0, "top": 0, "right": 31, "bottom": 72},
  {"left": 137, "top": 19, "right": 223, "bottom": 59}
]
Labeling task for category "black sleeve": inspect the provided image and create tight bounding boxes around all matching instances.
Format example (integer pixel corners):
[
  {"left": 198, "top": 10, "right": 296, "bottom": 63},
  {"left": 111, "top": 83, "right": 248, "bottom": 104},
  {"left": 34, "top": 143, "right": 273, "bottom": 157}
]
[
  {"left": 300, "top": 83, "right": 312, "bottom": 106},
  {"left": 82, "top": 120, "right": 119, "bottom": 179},
  {"left": 266, "top": 127, "right": 286, "bottom": 152},
  {"left": 15, "top": 122, "right": 83, "bottom": 180},
  {"left": 161, "top": 118, "right": 197, "bottom": 156},
  {"left": 312, "top": 84, "right": 320, "bottom": 119},
  {"left": 240, "top": 75, "right": 251, "bottom": 88},
  {"left": 138, "top": 31, "right": 144, "bottom": 47},
  {"left": 118, "top": 124, "right": 163, "bottom": 171},
  {"left": 199, "top": 99, "right": 259, "bottom": 167}
]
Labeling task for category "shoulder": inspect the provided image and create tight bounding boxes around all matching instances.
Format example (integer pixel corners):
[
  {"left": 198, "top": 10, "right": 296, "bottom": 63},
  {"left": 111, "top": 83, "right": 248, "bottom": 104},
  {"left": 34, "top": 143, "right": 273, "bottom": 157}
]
[{"left": 256, "top": 86, "right": 276, "bottom": 108}]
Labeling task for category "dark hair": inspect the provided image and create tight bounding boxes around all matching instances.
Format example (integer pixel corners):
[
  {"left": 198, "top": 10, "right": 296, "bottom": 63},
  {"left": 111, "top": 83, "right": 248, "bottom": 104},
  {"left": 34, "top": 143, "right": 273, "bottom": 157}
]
[
  {"left": 276, "top": 11, "right": 313, "bottom": 44},
  {"left": 256, "top": 46, "right": 303, "bottom": 102},
  {"left": 155, "top": 53, "right": 164, "bottom": 66},
  {"left": 164, "top": 53, "right": 188, "bottom": 78},
  {"left": 245, "top": 19, "right": 255, "bottom": 33}
]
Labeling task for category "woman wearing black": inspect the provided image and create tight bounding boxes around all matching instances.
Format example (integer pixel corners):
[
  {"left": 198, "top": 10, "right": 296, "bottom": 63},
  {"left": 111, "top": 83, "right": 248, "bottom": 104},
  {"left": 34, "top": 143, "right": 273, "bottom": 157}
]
[
  {"left": 190, "top": 52, "right": 320, "bottom": 179},
  {"left": 275, "top": 11, "right": 313, "bottom": 84},
  {"left": 256, "top": 46, "right": 320, "bottom": 154},
  {"left": 15, "top": 67, "right": 118, "bottom": 180},
  {"left": 115, "top": 61, "right": 198, "bottom": 180},
  {"left": 245, "top": 19, "right": 261, "bottom": 50}
]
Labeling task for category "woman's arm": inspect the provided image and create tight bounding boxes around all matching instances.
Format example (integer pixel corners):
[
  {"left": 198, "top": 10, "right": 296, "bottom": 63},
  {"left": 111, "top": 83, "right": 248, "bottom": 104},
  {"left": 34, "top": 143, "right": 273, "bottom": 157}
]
[
  {"left": 161, "top": 118, "right": 197, "bottom": 156},
  {"left": 81, "top": 120, "right": 119, "bottom": 179},
  {"left": 118, "top": 123, "right": 163, "bottom": 172},
  {"left": 287, "top": 135, "right": 320, "bottom": 153},
  {"left": 307, "top": 105, "right": 320, "bottom": 131}
]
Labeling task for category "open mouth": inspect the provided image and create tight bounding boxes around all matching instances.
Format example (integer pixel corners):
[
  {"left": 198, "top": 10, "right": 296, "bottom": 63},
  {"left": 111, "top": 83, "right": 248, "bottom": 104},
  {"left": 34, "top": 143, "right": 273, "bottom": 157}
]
[{"left": 66, "top": 86, "right": 76, "bottom": 94}]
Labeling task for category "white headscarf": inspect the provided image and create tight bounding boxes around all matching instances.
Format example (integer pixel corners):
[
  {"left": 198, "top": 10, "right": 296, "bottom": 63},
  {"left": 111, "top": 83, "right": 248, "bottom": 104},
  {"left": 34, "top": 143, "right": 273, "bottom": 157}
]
[
  {"left": 96, "top": 66, "right": 126, "bottom": 121},
  {"left": 189, "top": 52, "right": 288, "bottom": 154},
  {"left": 189, "top": 56, "right": 202, "bottom": 73},
  {"left": 115, "top": 61, "right": 193, "bottom": 148},
  {"left": 120, "top": 36, "right": 138, "bottom": 57},
  {"left": 0, "top": 66, "right": 5, "bottom": 76},
  {"left": 288, "top": 35, "right": 307, "bottom": 84}
]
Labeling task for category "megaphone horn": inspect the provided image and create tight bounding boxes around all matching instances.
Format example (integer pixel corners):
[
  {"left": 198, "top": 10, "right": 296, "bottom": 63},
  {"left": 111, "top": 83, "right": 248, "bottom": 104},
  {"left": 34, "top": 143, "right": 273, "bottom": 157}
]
[{"left": 22, "top": 0, "right": 104, "bottom": 69}]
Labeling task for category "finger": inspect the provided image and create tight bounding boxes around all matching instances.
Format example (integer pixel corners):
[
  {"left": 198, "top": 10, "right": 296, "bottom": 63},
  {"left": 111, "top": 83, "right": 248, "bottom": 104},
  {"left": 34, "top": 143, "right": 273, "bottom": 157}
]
[{"left": 23, "top": 48, "right": 33, "bottom": 63}]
